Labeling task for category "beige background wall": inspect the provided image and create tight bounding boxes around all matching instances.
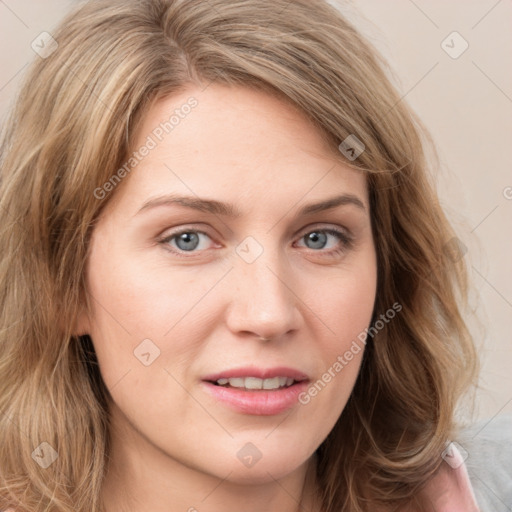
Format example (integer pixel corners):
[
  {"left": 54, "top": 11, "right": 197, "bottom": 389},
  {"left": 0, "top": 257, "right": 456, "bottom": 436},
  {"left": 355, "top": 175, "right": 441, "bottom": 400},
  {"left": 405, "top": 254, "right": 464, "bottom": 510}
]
[{"left": 1, "top": 1, "right": 511, "bottom": 422}]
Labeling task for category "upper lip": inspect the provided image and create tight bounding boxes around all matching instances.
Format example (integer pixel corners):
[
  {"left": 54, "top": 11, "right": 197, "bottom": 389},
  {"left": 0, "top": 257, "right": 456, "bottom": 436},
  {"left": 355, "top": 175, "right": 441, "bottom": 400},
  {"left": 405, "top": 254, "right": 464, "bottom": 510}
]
[{"left": 202, "top": 366, "right": 310, "bottom": 382}]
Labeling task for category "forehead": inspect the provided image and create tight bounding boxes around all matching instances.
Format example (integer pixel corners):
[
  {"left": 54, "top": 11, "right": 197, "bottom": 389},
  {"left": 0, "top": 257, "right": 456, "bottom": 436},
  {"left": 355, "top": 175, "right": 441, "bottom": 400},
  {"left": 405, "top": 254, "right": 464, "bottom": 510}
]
[{"left": 105, "top": 84, "right": 368, "bottom": 215}]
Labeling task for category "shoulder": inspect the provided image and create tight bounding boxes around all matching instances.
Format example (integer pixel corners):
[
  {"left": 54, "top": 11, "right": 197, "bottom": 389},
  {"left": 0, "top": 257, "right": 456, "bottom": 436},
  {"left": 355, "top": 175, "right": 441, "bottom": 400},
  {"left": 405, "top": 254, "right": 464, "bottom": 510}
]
[{"left": 455, "top": 414, "right": 512, "bottom": 511}]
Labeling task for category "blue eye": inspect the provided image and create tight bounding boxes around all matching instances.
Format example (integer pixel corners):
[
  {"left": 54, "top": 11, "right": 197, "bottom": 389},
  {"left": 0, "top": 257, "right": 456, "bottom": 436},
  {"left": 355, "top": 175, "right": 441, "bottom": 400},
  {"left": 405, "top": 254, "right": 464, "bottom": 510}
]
[
  {"left": 159, "top": 227, "right": 353, "bottom": 258},
  {"left": 303, "top": 231, "right": 329, "bottom": 250},
  {"left": 162, "top": 230, "right": 213, "bottom": 252},
  {"left": 297, "top": 229, "right": 352, "bottom": 252}
]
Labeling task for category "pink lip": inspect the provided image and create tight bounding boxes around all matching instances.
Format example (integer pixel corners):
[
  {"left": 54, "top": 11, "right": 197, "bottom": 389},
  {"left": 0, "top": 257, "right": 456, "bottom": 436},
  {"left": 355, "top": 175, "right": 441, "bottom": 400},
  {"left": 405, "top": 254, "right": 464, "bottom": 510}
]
[
  {"left": 201, "top": 366, "right": 310, "bottom": 416},
  {"left": 202, "top": 366, "right": 309, "bottom": 382}
]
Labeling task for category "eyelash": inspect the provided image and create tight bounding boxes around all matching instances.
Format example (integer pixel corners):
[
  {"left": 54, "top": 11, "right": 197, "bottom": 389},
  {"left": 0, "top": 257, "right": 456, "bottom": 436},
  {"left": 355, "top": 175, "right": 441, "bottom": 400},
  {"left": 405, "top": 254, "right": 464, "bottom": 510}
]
[{"left": 158, "top": 226, "right": 354, "bottom": 259}]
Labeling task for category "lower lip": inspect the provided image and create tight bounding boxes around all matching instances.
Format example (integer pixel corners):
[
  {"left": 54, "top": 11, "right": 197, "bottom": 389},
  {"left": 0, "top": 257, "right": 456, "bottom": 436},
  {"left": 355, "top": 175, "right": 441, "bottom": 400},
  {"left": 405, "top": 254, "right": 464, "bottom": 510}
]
[{"left": 201, "top": 381, "right": 309, "bottom": 416}]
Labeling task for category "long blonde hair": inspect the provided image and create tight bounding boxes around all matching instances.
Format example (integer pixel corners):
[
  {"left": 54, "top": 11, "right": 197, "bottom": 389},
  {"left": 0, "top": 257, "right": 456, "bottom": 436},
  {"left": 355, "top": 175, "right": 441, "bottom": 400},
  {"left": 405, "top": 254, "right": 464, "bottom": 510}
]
[{"left": 0, "top": 0, "right": 478, "bottom": 510}]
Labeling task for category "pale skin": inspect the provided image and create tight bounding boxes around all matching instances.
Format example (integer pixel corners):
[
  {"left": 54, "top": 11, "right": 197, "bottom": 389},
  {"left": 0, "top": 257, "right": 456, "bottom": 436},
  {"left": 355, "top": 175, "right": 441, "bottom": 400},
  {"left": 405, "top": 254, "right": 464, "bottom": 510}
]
[{"left": 78, "top": 84, "right": 378, "bottom": 512}]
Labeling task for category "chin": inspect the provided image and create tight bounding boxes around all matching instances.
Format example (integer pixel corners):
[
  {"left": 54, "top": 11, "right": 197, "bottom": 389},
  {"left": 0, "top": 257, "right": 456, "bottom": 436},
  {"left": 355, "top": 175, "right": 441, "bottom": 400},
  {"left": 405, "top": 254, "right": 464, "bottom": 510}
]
[
  {"left": 222, "top": 458, "right": 310, "bottom": 485},
  {"left": 219, "top": 439, "right": 315, "bottom": 484}
]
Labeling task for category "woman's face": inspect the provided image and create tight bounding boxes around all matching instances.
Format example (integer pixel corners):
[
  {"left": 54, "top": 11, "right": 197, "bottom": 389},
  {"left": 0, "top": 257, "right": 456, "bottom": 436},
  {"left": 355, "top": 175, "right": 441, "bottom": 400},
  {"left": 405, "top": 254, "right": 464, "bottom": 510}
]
[{"left": 82, "top": 84, "right": 377, "bottom": 485}]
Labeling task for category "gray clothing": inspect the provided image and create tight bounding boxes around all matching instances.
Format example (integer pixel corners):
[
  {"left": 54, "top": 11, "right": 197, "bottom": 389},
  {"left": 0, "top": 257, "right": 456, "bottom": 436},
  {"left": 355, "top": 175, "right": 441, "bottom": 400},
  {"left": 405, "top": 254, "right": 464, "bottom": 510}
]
[{"left": 457, "top": 414, "right": 512, "bottom": 511}]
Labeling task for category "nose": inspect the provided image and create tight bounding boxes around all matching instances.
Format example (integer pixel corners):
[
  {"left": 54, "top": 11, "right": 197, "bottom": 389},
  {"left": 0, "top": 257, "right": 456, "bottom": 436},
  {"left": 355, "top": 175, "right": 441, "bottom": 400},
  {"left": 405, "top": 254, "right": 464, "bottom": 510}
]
[{"left": 224, "top": 240, "right": 303, "bottom": 342}]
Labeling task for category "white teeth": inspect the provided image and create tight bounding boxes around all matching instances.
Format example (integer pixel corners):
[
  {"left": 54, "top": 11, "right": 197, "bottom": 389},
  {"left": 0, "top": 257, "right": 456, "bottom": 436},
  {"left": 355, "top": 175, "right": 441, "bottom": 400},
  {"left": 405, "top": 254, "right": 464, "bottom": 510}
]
[
  {"left": 245, "top": 377, "right": 263, "bottom": 389},
  {"left": 228, "top": 377, "right": 245, "bottom": 388},
  {"left": 215, "top": 376, "right": 296, "bottom": 390},
  {"left": 263, "top": 377, "right": 281, "bottom": 389}
]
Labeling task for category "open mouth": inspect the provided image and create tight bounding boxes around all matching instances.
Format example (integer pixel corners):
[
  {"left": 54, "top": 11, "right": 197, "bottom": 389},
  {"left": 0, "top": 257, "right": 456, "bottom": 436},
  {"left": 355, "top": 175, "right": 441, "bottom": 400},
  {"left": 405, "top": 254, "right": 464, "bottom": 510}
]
[
  {"left": 211, "top": 376, "right": 300, "bottom": 391},
  {"left": 202, "top": 370, "right": 310, "bottom": 415}
]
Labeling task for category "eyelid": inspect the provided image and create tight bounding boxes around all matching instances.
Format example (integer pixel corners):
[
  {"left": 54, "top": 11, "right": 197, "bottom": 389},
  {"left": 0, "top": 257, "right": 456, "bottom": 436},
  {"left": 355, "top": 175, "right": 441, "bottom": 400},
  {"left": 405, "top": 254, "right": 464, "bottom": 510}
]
[
  {"left": 158, "top": 223, "right": 215, "bottom": 240},
  {"left": 294, "top": 223, "right": 353, "bottom": 242}
]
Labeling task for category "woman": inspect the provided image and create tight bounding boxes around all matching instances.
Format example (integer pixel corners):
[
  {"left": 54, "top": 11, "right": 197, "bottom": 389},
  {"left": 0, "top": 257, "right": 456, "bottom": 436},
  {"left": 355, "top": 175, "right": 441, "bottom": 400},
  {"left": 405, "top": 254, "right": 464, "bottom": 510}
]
[{"left": 0, "top": 0, "right": 510, "bottom": 511}]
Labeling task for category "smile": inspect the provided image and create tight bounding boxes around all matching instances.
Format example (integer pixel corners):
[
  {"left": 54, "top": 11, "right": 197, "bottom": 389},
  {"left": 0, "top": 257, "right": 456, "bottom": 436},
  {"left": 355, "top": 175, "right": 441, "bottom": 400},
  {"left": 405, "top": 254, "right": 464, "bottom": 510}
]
[
  {"left": 201, "top": 366, "right": 310, "bottom": 415},
  {"left": 214, "top": 376, "right": 297, "bottom": 390}
]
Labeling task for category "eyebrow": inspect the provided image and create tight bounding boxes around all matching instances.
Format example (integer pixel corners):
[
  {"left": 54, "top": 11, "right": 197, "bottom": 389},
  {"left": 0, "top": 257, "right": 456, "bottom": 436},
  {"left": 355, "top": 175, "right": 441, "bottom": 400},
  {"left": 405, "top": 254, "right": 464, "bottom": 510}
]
[{"left": 136, "top": 193, "right": 367, "bottom": 218}]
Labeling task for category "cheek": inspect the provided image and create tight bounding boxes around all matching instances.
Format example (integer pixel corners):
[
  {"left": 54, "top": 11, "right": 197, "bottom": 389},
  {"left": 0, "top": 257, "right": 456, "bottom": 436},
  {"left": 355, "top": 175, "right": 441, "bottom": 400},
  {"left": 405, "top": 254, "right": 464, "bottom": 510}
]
[
  {"left": 313, "top": 260, "right": 377, "bottom": 345},
  {"left": 86, "top": 239, "right": 208, "bottom": 333},
  {"left": 299, "top": 257, "right": 377, "bottom": 414},
  {"left": 84, "top": 245, "right": 227, "bottom": 385},
  {"left": 84, "top": 255, "right": 214, "bottom": 428}
]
